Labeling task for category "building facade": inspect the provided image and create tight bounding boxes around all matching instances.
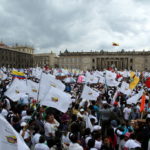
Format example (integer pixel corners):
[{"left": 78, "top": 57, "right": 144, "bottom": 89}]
[
  {"left": 0, "top": 42, "right": 57, "bottom": 69},
  {"left": 0, "top": 46, "right": 33, "bottom": 68},
  {"left": 58, "top": 51, "right": 150, "bottom": 71},
  {"left": 11, "top": 45, "right": 34, "bottom": 54},
  {"left": 33, "top": 52, "right": 58, "bottom": 68}
]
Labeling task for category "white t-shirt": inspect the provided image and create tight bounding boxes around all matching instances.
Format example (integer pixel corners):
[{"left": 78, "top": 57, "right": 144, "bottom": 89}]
[
  {"left": 34, "top": 143, "right": 49, "bottom": 150},
  {"left": 123, "top": 107, "right": 131, "bottom": 120},
  {"left": 69, "top": 143, "right": 83, "bottom": 150},
  {"left": 44, "top": 120, "right": 60, "bottom": 137},
  {"left": 32, "top": 133, "right": 41, "bottom": 145},
  {"left": 94, "top": 140, "right": 102, "bottom": 150},
  {"left": 124, "top": 139, "right": 141, "bottom": 149},
  {"left": 20, "top": 129, "right": 30, "bottom": 140}
]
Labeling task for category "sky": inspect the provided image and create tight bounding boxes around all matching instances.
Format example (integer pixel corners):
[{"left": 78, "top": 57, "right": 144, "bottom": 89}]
[{"left": 0, "top": 0, "right": 150, "bottom": 54}]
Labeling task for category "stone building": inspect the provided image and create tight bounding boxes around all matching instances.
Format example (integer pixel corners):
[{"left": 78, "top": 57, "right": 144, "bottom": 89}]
[
  {"left": 0, "top": 43, "right": 33, "bottom": 68},
  {"left": 58, "top": 50, "right": 150, "bottom": 71},
  {"left": 11, "top": 44, "right": 34, "bottom": 54},
  {"left": 33, "top": 52, "right": 58, "bottom": 68}
]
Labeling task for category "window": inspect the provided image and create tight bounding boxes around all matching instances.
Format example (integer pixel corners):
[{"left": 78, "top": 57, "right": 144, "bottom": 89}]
[
  {"left": 92, "top": 59, "right": 95, "bottom": 63},
  {"left": 130, "top": 59, "right": 133, "bottom": 63}
]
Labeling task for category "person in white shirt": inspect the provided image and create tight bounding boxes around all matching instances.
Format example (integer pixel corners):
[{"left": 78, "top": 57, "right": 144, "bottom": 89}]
[
  {"left": 20, "top": 122, "right": 31, "bottom": 146},
  {"left": 44, "top": 114, "right": 60, "bottom": 138},
  {"left": 32, "top": 126, "right": 42, "bottom": 146},
  {"left": 124, "top": 134, "right": 141, "bottom": 149},
  {"left": 35, "top": 136, "right": 49, "bottom": 150},
  {"left": 87, "top": 138, "right": 97, "bottom": 150},
  {"left": 123, "top": 105, "right": 131, "bottom": 121},
  {"left": 68, "top": 133, "right": 83, "bottom": 150}
]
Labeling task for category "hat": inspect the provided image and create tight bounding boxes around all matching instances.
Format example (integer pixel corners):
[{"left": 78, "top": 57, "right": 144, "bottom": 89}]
[
  {"left": 124, "top": 132, "right": 131, "bottom": 138},
  {"left": 21, "top": 122, "right": 27, "bottom": 127},
  {"left": 93, "top": 125, "right": 101, "bottom": 131},
  {"left": 111, "top": 120, "right": 118, "bottom": 127},
  {"left": 102, "top": 101, "right": 107, "bottom": 104},
  {"left": 80, "top": 108, "right": 84, "bottom": 112}
]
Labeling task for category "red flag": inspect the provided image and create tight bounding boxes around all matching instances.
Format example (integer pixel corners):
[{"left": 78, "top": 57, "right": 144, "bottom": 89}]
[
  {"left": 140, "top": 95, "right": 146, "bottom": 112},
  {"left": 145, "top": 77, "right": 150, "bottom": 88},
  {"left": 117, "top": 74, "right": 122, "bottom": 79}
]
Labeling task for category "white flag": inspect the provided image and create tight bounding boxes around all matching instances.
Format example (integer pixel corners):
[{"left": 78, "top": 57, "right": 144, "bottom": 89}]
[
  {"left": 119, "top": 81, "right": 132, "bottom": 96},
  {"left": 27, "top": 80, "right": 39, "bottom": 99},
  {"left": 32, "top": 67, "right": 42, "bottom": 79},
  {"left": 38, "top": 73, "right": 65, "bottom": 101},
  {"left": 127, "top": 90, "right": 144, "bottom": 104},
  {"left": 5, "top": 79, "right": 27, "bottom": 102},
  {"left": 0, "top": 115, "right": 29, "bottom": 150},
  {"left": 40, "top": 87, "right": 72, "bottom": 113},
  {"left": 105, "top": 70, "right": 116, "bottom": 80},
  {"left": 81, "top": 85, "right": 100, "bottom": 101},
  {"left": 105, "top": 70, "right": 119, "bottom": 87},
  {"left": 85, "top": 74, "right": 99, "bottom": 84}
]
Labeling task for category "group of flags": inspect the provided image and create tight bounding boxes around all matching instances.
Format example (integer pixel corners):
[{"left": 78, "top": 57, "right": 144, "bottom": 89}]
[
  {"left": 1, "top": 67, "right": 150, "bottom": 149},
  {"left": 2, "top": 68, "right": 150, "bottom": 118}
]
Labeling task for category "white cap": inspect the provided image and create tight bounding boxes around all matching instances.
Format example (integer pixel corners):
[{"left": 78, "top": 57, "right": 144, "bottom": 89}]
[
  {"left": 21, "top": 122, "right": 27, "bottom": 127},
  {"left": 93, "top": 125, "right": 101, "bottom": 131},
  {"left": 80, "top": 108, "right": 84, "bottom": 112}
]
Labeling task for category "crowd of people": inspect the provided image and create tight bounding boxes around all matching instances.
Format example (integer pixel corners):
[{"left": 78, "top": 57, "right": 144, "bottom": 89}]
[{"left": 0, "top": 67, "right": 150, "bottom": 150}]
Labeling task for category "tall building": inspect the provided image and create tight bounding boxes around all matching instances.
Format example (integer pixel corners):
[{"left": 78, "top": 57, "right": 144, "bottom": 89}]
[{"left": 58, "top": 50, "right": 150, "bottom": 71}]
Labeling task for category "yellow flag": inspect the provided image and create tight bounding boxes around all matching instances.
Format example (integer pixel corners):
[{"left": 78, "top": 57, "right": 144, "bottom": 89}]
[
  {"left": 129, "top": 76, "right": 139, "bottom": 89},
  {"left": 130, "top": 72, "right": 135, "bottom": 78}
]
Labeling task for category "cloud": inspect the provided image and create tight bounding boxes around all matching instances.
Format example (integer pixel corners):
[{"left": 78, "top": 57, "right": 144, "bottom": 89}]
[{"left": 0, "top": 0, "right": 150, "bottom": 53}]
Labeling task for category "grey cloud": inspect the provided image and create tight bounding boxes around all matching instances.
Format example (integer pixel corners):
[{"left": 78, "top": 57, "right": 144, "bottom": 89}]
[{"left": 0, "top": 0, "right": 150, "bottom": 53}]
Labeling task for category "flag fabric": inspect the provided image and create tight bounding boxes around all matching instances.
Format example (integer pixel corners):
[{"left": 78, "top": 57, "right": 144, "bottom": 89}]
[
  {"left": 81, "top": 85, "right": 100, "bottom": 101},
  {"left": 129, "top": 76, "right": 139, "bottom": 89},
  {"left": 11, "top": 70, "right": 26, "bottom": 79},
  {"left": 130, "top": 71, "right": 135, "bottom": 78},
  {"left": 5, "top": 79, "right": 27, "bottom": 102},
  {"left": 63, "top": 77, "right": 76, "bottom": 83},
  {"left": 145, "top": 77, "right": 150, "bottom": 88},
  {"left": 77, "top": 75, "right": 85, "bottom": 83},
  {"left": 104, "top": 70, "right": 119, "bottom": 87},
  {"left": 32, "top": 67, "right": 42, "bottom": 79},
  {"left": 38, "top": 73, "right": 65, "bottom": 101},
  {"left": 0, "top": 115, "right": 29, "bottom": 150},
  {"left": 38, "top": 73, "right": 55, "bottom": 101},
  {"left": 27, "top": 80, "right": 39, "bottom": 99},
  {"left": 106, "top": 78, "right": 119, "bottom": 87},
  {"left": 105, "top": 70, "right": 116, "bottom": 80},
  {"left": 85, "top": 75, "right": 99, "bottom": 84},
  {"left": 112, "top": 42, "right": 119, "bottom": 46},
  {"left": 127, "top": 90, "right": 144, "bottom": 104},
  {"left": 140, "top": 95, "right": 146, "bottom": 112},
  {"left": 122, "top": 70, "right": 130, "bottom": 78},
  {"left": 40, "top": 87, "right": 72, "bottom": 113},
  {"left": 119, "top": 81, "right": 132, "bottom": 96}
]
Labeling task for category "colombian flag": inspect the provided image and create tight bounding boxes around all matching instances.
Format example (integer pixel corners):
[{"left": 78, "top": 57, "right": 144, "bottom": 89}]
[
  {"left": 112, "top": 42, "right": 119, "bottom": 46},
  {"left": 11, "top": 70, "right": 26, "bottom": 79}
]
